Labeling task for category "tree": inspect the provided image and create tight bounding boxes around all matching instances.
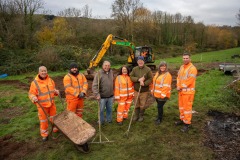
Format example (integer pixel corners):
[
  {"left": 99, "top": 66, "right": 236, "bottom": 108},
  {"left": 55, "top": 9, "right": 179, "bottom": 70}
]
[
  {"left": 237, "top": 9, "right": 240, "bottom": 26},
  {"left": 57, "top": 5, "right": 92, "bottom": 18},
  {"left": 111, "top": 0, "right": 142, "bottom": 40},
  {"left": 13, "top": 0, "right": 44, "bottom": 48}
]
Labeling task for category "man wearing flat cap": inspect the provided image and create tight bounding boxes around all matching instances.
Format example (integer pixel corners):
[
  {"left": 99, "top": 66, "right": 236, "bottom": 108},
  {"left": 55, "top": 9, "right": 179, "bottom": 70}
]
[
  {"left": 130, "top": 56, "right": 153, "bottom": 122},
  {"left": 63, "top": 62, "right": 88, "bottom": 118}
]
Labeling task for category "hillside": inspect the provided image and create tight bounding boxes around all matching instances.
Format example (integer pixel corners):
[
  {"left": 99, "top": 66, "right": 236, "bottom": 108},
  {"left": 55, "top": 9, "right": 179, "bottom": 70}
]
[{"left": 0, "top": 48, "right": 240, "bottom": 160}]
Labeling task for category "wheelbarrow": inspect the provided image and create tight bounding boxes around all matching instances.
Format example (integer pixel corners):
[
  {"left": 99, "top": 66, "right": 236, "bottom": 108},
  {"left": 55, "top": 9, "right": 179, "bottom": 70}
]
[{"left": 37, "top": 97, "right": 96, "bottom": 153}]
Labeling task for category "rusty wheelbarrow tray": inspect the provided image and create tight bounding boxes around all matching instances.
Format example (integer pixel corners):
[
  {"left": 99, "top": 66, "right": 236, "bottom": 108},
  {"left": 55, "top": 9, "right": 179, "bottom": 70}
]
[{"left": 53, "top": 110, "right": 96, "bottom": 145}]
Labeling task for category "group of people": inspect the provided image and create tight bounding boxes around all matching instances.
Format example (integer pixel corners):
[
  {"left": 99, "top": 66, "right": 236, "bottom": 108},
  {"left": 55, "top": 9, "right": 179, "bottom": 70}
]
[{"left": 28, "top": 52, "right": 197, "bottom": 143}]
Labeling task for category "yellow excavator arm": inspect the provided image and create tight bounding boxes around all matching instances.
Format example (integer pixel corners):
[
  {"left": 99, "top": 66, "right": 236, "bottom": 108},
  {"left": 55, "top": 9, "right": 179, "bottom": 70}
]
[{"left": 87, "top": 34, "right": 135, "bottom": 74}]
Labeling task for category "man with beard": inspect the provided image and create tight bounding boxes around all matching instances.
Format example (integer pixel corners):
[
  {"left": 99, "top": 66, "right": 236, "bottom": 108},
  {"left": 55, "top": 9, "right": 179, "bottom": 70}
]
[
  {"left": 63, "top": 62, "right": 89, "bottom": 153},
  {"left": 63, "top": 62, "right": 88, "bottom": 118}
]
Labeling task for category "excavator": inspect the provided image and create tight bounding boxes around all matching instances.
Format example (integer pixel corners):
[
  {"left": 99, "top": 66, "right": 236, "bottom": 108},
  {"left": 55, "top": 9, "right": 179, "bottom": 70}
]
[{"left": 87, "top": 34, "right": 155, "bottom": 75}]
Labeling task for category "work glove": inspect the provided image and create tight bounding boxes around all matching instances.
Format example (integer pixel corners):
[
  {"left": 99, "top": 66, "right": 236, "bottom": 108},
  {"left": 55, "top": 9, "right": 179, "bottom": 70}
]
[
  {"left": 32, "top": 96, "right": 38, "bottom": 103},
  {"left": 78, "top": 92, "right": 85, "bottom": 98}
]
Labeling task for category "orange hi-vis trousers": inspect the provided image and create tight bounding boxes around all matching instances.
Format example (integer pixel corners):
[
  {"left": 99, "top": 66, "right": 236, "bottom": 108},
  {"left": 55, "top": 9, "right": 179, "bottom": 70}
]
[
  {"left": 117, "top": 97, "right": 133, "bottom": 122},
  {"left": 178, "top": 92, "right": 195, "bottom": 124},
  {"left": 67, "top": 98, "right": 84, "bottom": 118},
  {"left": 37, "top": 104, "right": 58, "bottom": 138}
]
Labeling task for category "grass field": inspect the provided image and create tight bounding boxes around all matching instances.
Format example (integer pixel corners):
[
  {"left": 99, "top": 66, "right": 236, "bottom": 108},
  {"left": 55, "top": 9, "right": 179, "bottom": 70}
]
[{"left": 0, "top": 48, "right": 240, "bottom": 160}]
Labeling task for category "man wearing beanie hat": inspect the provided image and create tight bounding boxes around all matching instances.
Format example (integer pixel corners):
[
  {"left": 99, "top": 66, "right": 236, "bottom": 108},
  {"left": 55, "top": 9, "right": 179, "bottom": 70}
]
[
  {"left": 130, "top": 56, "right": 153, "bottom": 122},
  {"left": 63, "top": 62, "right": 88, "bottom": 118}
]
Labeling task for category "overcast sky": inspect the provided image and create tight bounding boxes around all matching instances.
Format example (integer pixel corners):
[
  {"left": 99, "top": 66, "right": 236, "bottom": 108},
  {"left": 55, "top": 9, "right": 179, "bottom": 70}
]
[{"left": 44, "top": 0, "right": 239, "bottom": 26}]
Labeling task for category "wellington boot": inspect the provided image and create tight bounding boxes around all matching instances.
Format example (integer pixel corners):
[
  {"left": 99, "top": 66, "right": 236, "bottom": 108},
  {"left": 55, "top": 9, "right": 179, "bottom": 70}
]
[
  {"left": 155, "top": 119, "right": 161, "bottom": 125},
  {"left": 133, "top": 108, "right": 140, "bottom": 121},
  {"left": 175, "top": 120, "right": 184, "bottom": 126},
  {"left": 181, "top": 124, "right": 190, "bottom": 133},
  {"left": 138, "top": 109, "right": 145, "bottom": 122}
]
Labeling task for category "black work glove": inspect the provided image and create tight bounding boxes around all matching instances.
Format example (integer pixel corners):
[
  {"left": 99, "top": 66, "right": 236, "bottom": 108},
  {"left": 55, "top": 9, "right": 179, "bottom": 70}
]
[{"left": 78, "top": 92, "right": 85, "bottom": 98}]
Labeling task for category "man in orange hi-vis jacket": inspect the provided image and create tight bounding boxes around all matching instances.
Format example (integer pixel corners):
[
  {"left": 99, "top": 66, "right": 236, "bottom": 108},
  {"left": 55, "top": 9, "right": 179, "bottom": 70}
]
[
  {"left": 114, "top": 65, "right": 134, "bottom": 125},
  {"left": 63, "top": 63, "right": 88, "bottom": 118},
  {"left": 175, "top": 53, "right": 197, "bottom": 132},
  {"left": 29, "top": 66, "right": 59, "bottom": 142}
]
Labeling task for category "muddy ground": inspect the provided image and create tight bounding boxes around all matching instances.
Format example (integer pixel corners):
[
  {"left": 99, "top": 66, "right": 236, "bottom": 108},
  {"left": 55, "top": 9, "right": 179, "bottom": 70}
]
[
  {"left": 0, "top": 66, "right": 239, "bottom": 160},
  {"left": 204, "top": 110, "right": 240, "bottom": 160}
]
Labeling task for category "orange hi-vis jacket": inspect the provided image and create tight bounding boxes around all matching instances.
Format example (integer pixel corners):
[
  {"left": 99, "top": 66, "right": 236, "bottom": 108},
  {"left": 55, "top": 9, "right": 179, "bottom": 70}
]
[
  {"left": 114, "top": 74, "right": 134, "bottom": 100},
  {"left": 29, "top": 75, "right": 57, "bottom": 107},
  {"left": 177, "top": 63, "right": 197, "bottom": 94},
  {"left": 151, "top": 72, "right": 172, "bottom": 99},
  {"left": 63, "top": 73, "right": 88, "bottom": 100}
]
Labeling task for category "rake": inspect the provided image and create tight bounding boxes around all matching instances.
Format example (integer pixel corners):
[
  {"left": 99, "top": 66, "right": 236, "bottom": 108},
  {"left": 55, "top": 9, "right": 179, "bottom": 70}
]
[{"left": 123, "top": 85, "right": 142, "bottom": 138}]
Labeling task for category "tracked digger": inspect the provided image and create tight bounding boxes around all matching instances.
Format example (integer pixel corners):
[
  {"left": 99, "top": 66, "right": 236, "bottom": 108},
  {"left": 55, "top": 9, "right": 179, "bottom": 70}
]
[{"left": 87, "top": 34, "right": 155, "bottom": 75}]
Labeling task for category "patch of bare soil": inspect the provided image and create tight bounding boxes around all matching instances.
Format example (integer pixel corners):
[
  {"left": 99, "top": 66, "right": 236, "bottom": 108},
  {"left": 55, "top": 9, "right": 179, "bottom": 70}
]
[
  {"left": 0, "top": 135, "right": 38, "bottom": 160},
  {"left": 0, "top": 80, "right": 30, "bottom": 91},
  {"left": 204, "top": 110, "right": 240, "bottom": 160},
  {"left": 0, "top": 106, "right": 27, "bottom": 124}
]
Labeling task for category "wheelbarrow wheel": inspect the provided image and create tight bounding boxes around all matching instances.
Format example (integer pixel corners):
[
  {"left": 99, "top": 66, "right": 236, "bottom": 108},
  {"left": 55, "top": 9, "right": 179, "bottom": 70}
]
[{"left": 75, "top": 143, "right": 90, "bottom": 154}]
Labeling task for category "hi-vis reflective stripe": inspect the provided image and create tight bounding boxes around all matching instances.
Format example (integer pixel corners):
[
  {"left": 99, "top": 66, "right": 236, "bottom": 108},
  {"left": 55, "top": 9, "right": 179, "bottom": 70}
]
[
  {"left": 183, "top": 119, "right": 189, "bottom": 123},
  {"left": 161, "top": 93, "right": 166, "bottom": 97},
  {"left": 33, "top": 80, "right": 54, "bottom": 105},
  {"left": 40, "top": 119, "right": 47, "bottom": 122},
  {"left": 189, "top": 74, "right": 196, "bottom": 78},
  {"left": 179, "top": 65, "right": 194, "bottom": 80},
  {"left": 179, "top": 107, "right": 184, "bottom": 110},
  {"left": 152, "top": 89, "right": 162, "bottom": 93},
  {"left": 118, "top": 75, "right": 129, "bottom": 96},
  {"left": 119, "top": 102, "right": 125, "bottom": 105},
  {"left": 49, "top": 116, "right": 55, "bottom": 119},
  {"left": 153, "top": 72, "right": 170, "bottom": 94},
  {"left": 155, "top": 84, "right": 171, "bottom": 88},
  {"left": 182, "top": 88, "right": 195, "bottom": 92},
  {"left": 66, "top": 73, "right": 84, "bottom": 91},
  {"left": 33, "top": 80, "right": 54, "bottom": 96},
  {"left": 38, "top": 98, "right": 52, "bottom": 103},
  {"left": 77, "top": 108, "right": 83, "bottom": 111},
  {"left": 184, "top": 111, "right": 192, "bottom": 114},
  {"left": 120, "top": 87, "right": 133, "bottom": 91},
  {"left": 119, "top": 92, "right": 134, "bottom": 97},
  {"left": 40, "top": 129, "right": 49, "bottom": 134}
]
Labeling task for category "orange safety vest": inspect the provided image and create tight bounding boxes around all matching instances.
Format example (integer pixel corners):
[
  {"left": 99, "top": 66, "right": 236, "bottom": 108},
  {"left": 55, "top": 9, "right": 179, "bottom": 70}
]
[
  {"left": 63, "top": 73, "right": 88, "bottom": 100},
  {"left": 114, "top": 74, "right": 134, "bottom": 100},
  {"left": 151, "top": 72, "right": 172, "bottom": 99},
  {"left": 28, "top": 75, "right": 56, "bottom": 107},
  {"left": 177, "top": 63, "right": 197, "bottom": 94}
]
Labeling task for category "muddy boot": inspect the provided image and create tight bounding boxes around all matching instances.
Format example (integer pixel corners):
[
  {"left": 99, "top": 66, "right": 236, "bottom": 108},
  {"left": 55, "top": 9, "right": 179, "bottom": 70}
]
[
  {"left": 138, "top": 109, "right": 145, "bottom": 122},
  {"left": 181, "top": 124, "right": 190, "bottom": 133},
  {"left": 133, "top": 108, "right": 140, "bottom": 121},
  {"left": 175, "top": 120, "right": 184, "bottom": 126}
]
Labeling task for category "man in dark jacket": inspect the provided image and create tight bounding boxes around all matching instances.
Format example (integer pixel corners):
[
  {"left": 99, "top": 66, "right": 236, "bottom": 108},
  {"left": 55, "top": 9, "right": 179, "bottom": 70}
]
[
  {"left": 92, "top": 61, "right": 114, "bottom": 125},
  {"left": 130, "top": 56, "right": 153, "bottom": 122}
]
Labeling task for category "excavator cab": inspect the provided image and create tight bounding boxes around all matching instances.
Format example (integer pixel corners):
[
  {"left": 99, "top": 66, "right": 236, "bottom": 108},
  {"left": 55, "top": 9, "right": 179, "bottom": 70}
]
[{"left": 128, "top": 46, "right": 155, "bottom": 70}]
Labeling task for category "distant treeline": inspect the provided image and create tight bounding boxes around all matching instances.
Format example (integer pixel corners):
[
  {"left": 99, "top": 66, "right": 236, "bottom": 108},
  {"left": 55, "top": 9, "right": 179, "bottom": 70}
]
[{"left": 0, "top": 0, "right": 240, "bottom": 75}]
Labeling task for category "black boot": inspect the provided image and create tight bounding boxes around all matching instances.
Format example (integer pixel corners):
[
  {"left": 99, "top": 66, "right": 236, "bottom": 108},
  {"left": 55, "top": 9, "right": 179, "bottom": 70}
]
[
  {"left": 82, "top": 142, "right": 89, "bottom": 152},
  {"left": 138, "top": 109, "right": 145, "bottom": 122},
  {"left": 181, "top": 124, "right": 190, "bottom": 132},
  {"left": 155, "top": 119, "right": 161, "bottom": 125},
  {"left": 133, "top": 108, "right": 140, "bottom": 121},
  {"left": 175, "top": 120, "right": 184, "bottom": 126}
]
